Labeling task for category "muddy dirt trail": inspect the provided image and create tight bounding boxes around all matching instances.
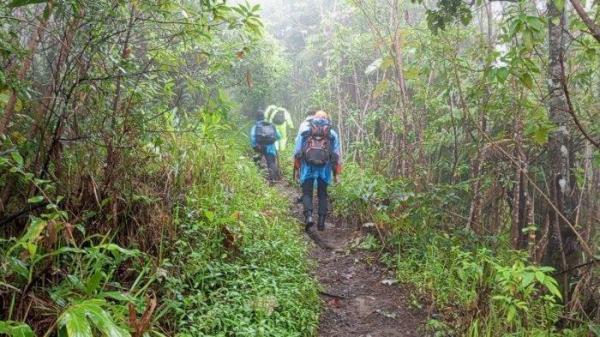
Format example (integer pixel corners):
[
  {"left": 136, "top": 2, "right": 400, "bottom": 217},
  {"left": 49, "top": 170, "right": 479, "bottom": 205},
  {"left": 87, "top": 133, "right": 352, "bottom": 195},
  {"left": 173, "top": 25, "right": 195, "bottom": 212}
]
[{"left": 279, "top": 182, "right": 428, "bottom": 337}]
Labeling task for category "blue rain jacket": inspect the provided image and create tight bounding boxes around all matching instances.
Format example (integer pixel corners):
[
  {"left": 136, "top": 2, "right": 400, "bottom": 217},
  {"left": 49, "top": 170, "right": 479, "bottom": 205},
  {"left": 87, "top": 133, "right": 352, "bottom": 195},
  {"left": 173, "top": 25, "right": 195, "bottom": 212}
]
[
  {"left": 251, "top": 122, "right": 280, "bottom": 156},
  {"left": 294, "top": 117, "right": 340, "bottom": 185}
]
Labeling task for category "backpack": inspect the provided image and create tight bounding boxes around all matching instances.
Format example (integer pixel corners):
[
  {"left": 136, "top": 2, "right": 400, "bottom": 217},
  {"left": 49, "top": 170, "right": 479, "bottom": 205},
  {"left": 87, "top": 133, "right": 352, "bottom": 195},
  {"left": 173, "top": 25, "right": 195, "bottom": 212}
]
[
  {"left": 302, "top": 120, "right": 332, "bottom": 166},
  {"left": 272, "top": 109, "right": 286, "bottom": 125},
  {"left": 255, "top": 121, "right": 277, "bottom": 145}
]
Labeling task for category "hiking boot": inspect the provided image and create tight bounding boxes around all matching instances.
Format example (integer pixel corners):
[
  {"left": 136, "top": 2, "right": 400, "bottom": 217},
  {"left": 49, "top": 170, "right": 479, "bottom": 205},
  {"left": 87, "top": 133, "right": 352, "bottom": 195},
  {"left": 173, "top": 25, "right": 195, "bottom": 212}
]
[
  {"left": 304, "top": 214, "right": 314, "bottom": 231},
  {"left": 317, "top": 215, "right": 326, "bottom": 231}
]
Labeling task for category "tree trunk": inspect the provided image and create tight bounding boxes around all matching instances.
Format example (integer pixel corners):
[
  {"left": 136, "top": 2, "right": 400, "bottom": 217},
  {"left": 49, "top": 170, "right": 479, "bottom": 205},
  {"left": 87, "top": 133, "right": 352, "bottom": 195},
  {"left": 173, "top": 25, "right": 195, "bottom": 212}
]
[
  {"left": 467, "top": 108, "right": 486, "bottom": 235},
  {"left": 543, "top": 0, "right": 580, "bottom": 300},
  {"left": 104, "top": 5, "right": 136, "bottom": 228},
  {"left": 391, "top": 0, "right": 412, "bottom": 178},
  {"left": 511, "top": 112, "right": 524, "bottom": 248}
]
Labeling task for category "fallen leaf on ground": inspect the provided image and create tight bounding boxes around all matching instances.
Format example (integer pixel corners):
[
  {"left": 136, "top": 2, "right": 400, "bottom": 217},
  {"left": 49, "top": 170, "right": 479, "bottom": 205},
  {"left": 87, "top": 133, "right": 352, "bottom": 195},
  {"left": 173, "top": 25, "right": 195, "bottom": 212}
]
[
  {"left": 376, "top": 309, "right": 397, "bottom": 319},
  {"left": 327, "top": 298, "right": 343, "bottom": 308},
  {"left": 381, "top": 279, "right": 397, "bottom": 285},
  {"left": 341, "top": 273, "right": 353, "bottom": 279}
]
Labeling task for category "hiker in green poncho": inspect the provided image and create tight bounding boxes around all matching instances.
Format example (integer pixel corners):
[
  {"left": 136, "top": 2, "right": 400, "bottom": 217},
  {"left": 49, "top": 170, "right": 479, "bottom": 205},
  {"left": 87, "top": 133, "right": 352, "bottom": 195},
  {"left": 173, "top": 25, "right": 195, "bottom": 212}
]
[{"left": 264, "top": 105, "right": 294, "bottom": 151}]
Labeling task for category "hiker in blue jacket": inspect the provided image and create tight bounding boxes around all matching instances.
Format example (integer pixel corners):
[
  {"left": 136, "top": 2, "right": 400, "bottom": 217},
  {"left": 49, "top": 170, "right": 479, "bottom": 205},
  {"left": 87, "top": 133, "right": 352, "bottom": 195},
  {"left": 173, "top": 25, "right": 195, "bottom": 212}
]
[
  {"left": 251, "top": 110, "right": 281, "bottom": 182},
  {"left": 293, "top": 110, "right": 342, "bottom": 231}
]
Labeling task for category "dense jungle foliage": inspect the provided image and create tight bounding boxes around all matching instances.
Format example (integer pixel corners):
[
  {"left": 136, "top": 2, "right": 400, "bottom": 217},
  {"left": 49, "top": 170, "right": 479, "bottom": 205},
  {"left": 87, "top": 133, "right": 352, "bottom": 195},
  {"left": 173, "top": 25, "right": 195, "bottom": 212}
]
[
  {"left": 0, "top": 1, "right": 318, "bottom": 336},
  {"left": 1, "top": 0, "right": 599, "bottom": 336},
  {"left": 251, "top": 0, "right": 599, "bottom": 335}
]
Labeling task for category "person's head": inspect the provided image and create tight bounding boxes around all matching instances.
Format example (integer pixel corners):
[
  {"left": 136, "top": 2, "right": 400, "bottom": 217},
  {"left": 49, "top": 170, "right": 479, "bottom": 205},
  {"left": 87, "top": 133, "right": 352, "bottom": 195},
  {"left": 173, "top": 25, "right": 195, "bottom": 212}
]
[
  {"left": 255, "top": 108, "right": 265, "bottom": 121},
  {"left": 314, "top": 110, "right": 329, "bottom": 119}
]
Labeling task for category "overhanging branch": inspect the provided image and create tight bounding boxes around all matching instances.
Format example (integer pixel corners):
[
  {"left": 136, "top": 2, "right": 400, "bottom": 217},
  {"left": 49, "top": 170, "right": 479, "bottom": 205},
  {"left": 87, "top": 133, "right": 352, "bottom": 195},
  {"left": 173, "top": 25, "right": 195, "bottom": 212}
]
[{"left": 569, "top": 0, "right": 600, "bottom": 43}]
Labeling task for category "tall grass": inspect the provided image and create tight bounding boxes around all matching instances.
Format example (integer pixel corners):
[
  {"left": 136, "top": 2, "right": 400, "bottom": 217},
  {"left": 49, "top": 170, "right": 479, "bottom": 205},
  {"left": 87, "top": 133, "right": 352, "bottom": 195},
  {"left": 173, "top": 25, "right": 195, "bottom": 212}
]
[
  {"left": 0, "top": 115, "right": 319, "bottom": 337},
  {"left": 331, "top": 166, "right": 588, "bottom": 336},
  {"left": 161, "top": 116, "right": 320, "bottom": 336}
]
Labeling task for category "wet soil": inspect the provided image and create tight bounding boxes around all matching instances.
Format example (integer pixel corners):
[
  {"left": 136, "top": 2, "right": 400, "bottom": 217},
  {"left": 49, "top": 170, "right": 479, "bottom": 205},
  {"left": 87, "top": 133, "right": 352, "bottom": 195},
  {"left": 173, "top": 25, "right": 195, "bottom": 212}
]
[
  {"left": 281, "top": 183, "right": 428, "bottom": 337},
  {"left": 309, "top": 224, "right": 427, "bottom": 337}
]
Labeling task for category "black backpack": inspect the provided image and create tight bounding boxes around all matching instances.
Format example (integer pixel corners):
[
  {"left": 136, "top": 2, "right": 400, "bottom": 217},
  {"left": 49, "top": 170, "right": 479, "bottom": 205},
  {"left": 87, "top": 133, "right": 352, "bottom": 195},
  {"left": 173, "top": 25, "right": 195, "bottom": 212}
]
[
  {"left": 255, "top": 121, "right": 277, "bottom": 145},
  {"left": 302, "top": 120, "right": 332, "bottom": 166},
  {"left": 272, "top": 110, "right": 286, "bottom": 125}
]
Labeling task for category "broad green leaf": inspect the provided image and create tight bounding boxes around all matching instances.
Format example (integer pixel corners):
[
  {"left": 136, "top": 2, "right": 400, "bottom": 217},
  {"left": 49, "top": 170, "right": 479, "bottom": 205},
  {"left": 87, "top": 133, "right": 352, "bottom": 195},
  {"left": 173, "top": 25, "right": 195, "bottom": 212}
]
[
  {"left": 521, "top": 272, "right": 535, "bottom": 288},
  {"left": 20, "top": 218, "right": 47, "bottom": 243},
  {"left": 231, "top": 6, "right": 246, "bottom": 16},
  {"left": 84, "top": 303, "right": 130, "bottom": 337},
  {"left": 8, "top": 257, "right": 29, "bottom": 279},
  {"left": 9, "top": 324, "right": 35, "bottom": 337},
  {"left": 0, "top": 321, "right": 36, "bottom": 337},
  {"left": 534, "top": 271, "right": 545, "bottom": 283},
  {"left": 494, "top": 67, "right": 509, "bottom": 83},
  {"left": 14, "top": 218, "right": 47, "bottom": 258},
  {"left": 27, "top": 196, "right": 44, "bottom": 204},
  {"left": 519, "top": 72, "right": 534, "bottom": 89},
  {"left": 94, "top": 243, "right": 139, "bottom": 257},
  {"left": 525, "top": 15, "right": 545, "bottom": 31},
  {"left": 506, "top": 305, "right": 516, "bottom": 322},
  {"left": 492, "top": 295, "right": 508, "bottom": 302},
  {"left": 10, "top": 151, "right": 24, "bottom": 168},
  {"left": 84, "top": 271, "right": 104, "bottom": 295},
  {"left": 60, "top": 311, "right": 92, "bottom": 337},
  {"left": 24, "top": 242, "right": 38, "bottom": 258},
  {"left": 543, "top": 278, "right": 563, "bottom": 299},
  {"left": 58, "top": 300, "right": 130, "bottom": 337}
]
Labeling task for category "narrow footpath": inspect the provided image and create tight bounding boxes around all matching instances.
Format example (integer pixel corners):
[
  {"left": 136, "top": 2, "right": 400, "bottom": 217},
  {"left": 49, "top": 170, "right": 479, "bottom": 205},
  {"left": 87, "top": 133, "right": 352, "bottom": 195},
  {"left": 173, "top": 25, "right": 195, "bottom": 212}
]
[{"left": 280, "top": 182, "right": 427, "bottom": 337}]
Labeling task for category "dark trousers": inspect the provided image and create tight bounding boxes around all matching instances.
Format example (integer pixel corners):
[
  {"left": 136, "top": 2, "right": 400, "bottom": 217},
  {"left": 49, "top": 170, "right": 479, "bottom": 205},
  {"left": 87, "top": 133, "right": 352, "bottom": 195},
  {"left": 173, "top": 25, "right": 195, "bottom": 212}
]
[
  {"left": 264, "top": 153, "right": 279, "bottom": 181},
  {"left": 253, "top": 146, "right": 279, "bottom": 182},
  {"left": 302, "top": 178, "right": 328, "bottom": 217}
]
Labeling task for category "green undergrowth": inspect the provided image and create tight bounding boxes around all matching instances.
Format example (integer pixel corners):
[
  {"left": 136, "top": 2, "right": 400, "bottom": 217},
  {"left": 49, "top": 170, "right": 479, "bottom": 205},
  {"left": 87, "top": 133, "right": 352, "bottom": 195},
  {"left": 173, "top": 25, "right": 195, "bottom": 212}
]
[
  {"left": 162, "top": 118, "right": 319, "bottom": 336},
  {"left": 331, "top": 163, "right": 589, "bottom": 337},
  {"left": 0, "top": 115, "right": 319, "bottom": 337}
]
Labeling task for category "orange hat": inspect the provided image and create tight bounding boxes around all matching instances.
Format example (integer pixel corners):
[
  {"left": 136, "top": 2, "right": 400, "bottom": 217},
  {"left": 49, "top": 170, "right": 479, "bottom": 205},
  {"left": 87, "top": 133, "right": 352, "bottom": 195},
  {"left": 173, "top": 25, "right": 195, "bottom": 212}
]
[{"left": 315, "top": 110, "right": 329, "bottom": 119}]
